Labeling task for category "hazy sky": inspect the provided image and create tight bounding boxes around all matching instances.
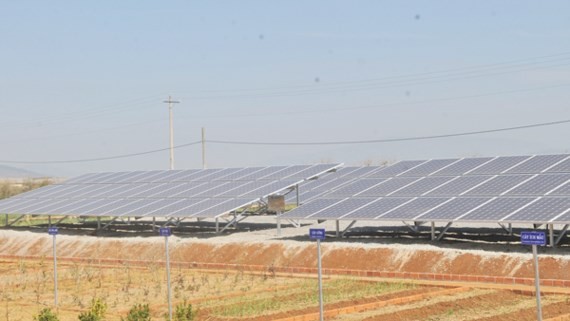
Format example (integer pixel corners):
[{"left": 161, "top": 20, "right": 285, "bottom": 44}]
[{"left": 1, "top": 1, "right": 569, "bottom": 177}]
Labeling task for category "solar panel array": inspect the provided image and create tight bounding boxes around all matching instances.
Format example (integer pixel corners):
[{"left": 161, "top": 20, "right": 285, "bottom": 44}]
[
  {"left": 0, "top": 164, "right": 341, "bottom": 219},
  {"left": 282, "top": 154, "right": 570, "bottom": 224}
]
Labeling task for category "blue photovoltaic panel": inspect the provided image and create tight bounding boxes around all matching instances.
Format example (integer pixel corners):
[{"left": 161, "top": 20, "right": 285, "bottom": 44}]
[
  {"left": 369, "top": 160, "right": 426, "bottom": 178},
  {"left": 93, "top": 171, "right": 136, "bottom": 184},
  {"left": 344, "top": 198, "right": 413, "bottom": 220},
  {"left": 430, "top": 157, "right": 493, "bottom": 176},
  {"left": 185, "top": 168, "right": 224, "bottom": 181},
  {"left": 108, "top": 184, "right": 154, "bottom": 198},
  {"left": 286, "top": 164, "right": 338, "bottom": 179},
  {"left": 194, "top": 181, "right": 249, "bottom": 197},
  {"left": 14, "top": 185, "right": 66, "bottom": 199},
  {"left": 339, "top": 166, "right": 383, "bottom": 178},
  {"left": 164, "top": 169, "right": 207, "bottom": 182},
  {"left": 260, "top": 165, "right": 312, "bottom": 180},
  {"left": 377, "top": 197, "right": 450, "bottom": 220},
  {"left": 6, "top": 198, "right": 66, "bottom": 214},
  {"left": 417, "top": 197, "right": 492, "bottom": 221},
  {"left": 85, "top": 172, "right": 118, "bottom": 183},
  {"left": 214, "top": 167, "right": 262, "bottom": 180},
  {"left": 238, "top": 180, "right": 299, "bottom": 198},
  {"left": 236, "top": 166, "right": 286, "bottom": 180},
  {"left": 147, "top": 170, "right": 191, "bottom": 183},
  {"left": 69, "top": 199, "right": 126, "bottom": 215},
  {"left": 104, "top": 199, "right": 165, "bottom": 216},
  {"left": 458, "top": 197, "right": 536, "bottom": 222},
  {"left": 27, "top": 185, "right": 78, "bottom": 199},
  {"left": 463, "top": 175, "right": 533, "bottom": 196},
  {"left": 144, "top": 198, "right": 206, "bottom": 216},
  {"left": 357, "top": 177, "right": 420, "bottom": 197},
  {"left": 425, "top": 176, "right": 492, "bottom": 196},
  {"left": 466, "top": 156, "right": 530, "bottom": 175},
  {"left": 58, "top": 185, "right": 108, "bottom": 199},
  {"left": 213, "top": 181, "right": 267, "bottom": 197},
  {"left": 182, "top": 181, "right": 232, "bottom": 197},
  {"left": 24, "top": 199, "right": 80, "bottom": 214},
  {"left": 505, "top": 174, "right": 570, "bottom": 196},
  {"left": 545, "top": 157, "right": 570, "bottom": 173},
  {"left": 63, "top": 172, "right": 100, "bottom": 184},
  {"left": 327, "top": 179, "right": 386, "bottom": 197},
  {"left": 167, "top": 182, "right": 220, "bottom": 198},
  {"left": 549, "top": 181, "right": 570, "bottom": 196},
  {"left": 129, "top": 183, "right": 176, "bottom": 197},
  {"left": 503, "top": 198, "right": 570, "bottom": 223},
  {"left": 52, "top": 199, "right": 103, "bottom": 215},
  {"left": 505, "top": 154, "right": 569, "bottom": 174},
  {"left": 122, "top": 199, "right": 186, "bottom": 216},
  {"left": 307, "top": 198, "right": 375, "bottom": 219},
  {"left": 167, "top": 198, "right": 234, "bottom": 217},
  {"left": 289, "top": 190, "right": 329, "bottom": 204},
  {"left": 149, "top": 182, "right": 206, "bottom": 198},
  {"left": 48, "top": 184, "right": 98, "bottom": 199},
  {"left": 191, "top": 198, "right": 256, "bottom": 218},
  {"left": 398, "top": 159, "right": 460, "bottom": 177},
  {"left": 280, "top": 198, "right": 346, "bottom": 219},
  {"left": 199, "top": 168, "right": 245, "bottom": 181},
  {"left": 85, "top": 184, "right": 134, "bottom": 198},
  {"left": 105, "top": 171, "right": 151, "bottom": 184},
  {"left": 389, "top": 176, "right": 455, "bottom": 196}
]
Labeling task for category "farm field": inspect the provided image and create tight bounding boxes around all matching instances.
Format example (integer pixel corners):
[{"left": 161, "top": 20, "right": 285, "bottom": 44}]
[
  {"left": 1, "top": 256, "right": 570, "bottom": 320},
  {"left": 1, "top": 222, "right": 570, "bottom": 320}
]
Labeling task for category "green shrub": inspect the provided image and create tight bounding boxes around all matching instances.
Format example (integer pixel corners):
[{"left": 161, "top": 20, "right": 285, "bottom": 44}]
[
  {"left": 78, "top": 297, "right": 107, "bottom": 321},
  {"left": 34, "top": 308, "right": 60, "bottom": 321},
  {"left": 173, "top": 301, "right": 195, "bottom": 321},
  {"left": 122, "top": 303, "right": 151, "bottom": 321}
]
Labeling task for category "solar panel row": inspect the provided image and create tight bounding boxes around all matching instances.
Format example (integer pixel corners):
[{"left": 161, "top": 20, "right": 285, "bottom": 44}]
[
  {"left": 281, "top": 196, "right": 570, "bottom": 224},
  {"left": 0, "top": 164, "right": 342, "bottom": 219}
]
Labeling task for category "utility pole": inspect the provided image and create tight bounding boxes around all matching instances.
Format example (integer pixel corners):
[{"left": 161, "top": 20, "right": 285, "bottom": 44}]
[{"left": 163, "top": 96, "right": 180, "bottom": 170}]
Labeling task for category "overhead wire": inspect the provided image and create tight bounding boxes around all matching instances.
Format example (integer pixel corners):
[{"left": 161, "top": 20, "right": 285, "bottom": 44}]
[{"left": 1, "top": 119, "right": 569, "bottom": 164}]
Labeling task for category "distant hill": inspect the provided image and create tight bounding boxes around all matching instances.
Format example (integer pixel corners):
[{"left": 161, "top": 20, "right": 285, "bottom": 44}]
[{"left": 0, "top": 165, "right": 42, "bottom": 178}]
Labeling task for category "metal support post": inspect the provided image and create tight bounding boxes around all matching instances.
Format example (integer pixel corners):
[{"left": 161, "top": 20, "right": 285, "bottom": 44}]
[
  {"left": 336, "top": 220, "right": 340, "bottom": 238},
  {"left": 48, "top": 216, "right": 52, "bottom": 227},
  {"left": 317, "top": 239, "right": 324, "bottom": 321},
  {"left": 152, "top": 217, "right": 156, "bottom": 231},
  {"left": 532, "top": 245, "right": 543, "bottom": 321},
  {"left": 165, "top": 235, "right": 172, "bottom": 321},
  {"left": 296, "top": 184, "right": 300, "bottom": 207},
  {"left": 549, "top": 224, "right": 555, "bottom": 248},
  {"left": 52, "top": 234, "right": 58, "bottom": 306},
  {"left": 431, "top": 222, "right": 436, "bottom": 240},
  {"left": 276, "top": 215, "right": 281, "bottom": 236},
  {"left": 97, "top": 217, "right": 101, "bottom": 230},
  {"left": 215, "top": 218, "right": 220, "bottom": 233}
]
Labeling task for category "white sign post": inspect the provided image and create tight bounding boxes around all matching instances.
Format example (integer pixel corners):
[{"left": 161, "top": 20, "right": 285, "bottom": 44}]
[
  {"left": 521, "top": 231, "right": 546, "bottom": 321},
  {"left": 48, "top": 227, "right": 58, "bottom": 307},
  {"left": 160, "top": 227, "right": 173, "bottom": 321},
  {"left": 309, "top": 228, "right": 325, "bottom": 321}
]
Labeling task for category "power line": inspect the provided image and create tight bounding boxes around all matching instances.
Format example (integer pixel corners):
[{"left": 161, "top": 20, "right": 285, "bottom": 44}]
[
  {"left": 1, "top": 119, "right": 569, "bottom": 164},
  {"left": 0, "top": 141, "right": 201, "bottom": 164},
  {"left": 208, "top": 119, "right": 570, "bottom": 146}
]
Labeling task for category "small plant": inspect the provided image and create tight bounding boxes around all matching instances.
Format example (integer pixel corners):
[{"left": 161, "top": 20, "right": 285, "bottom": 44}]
[
  {"left": 78, "top": 297, "right": 107, "bottom": 321},
  {"left": 33, "top": 308, "right": 60, "bottom": 321},
  {"left": 172, "top": 300, "right": 195, "bottom": 321},
  {"left": 122, "top": 303, "right": 151, "bottom": 321}
]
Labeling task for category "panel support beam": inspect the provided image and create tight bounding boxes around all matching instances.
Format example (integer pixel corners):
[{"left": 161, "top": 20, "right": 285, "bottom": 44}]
[
  {"left": 549, "top": 224, "right": 555, "bottom": 248},
  {"left": 341, "top": 220, "right": 357, "bottom": 238},
  {"left": 437, "top": 222, "right": 453, "bottom": 241},
  {"left": 555, "top": 224, "right": 569, "bottom": 246},
  {"left": 499, "top": 223, "right": 513, "bottom": 235},
  {"left": 403, "top": 221, "right": 419, "bottom": 233},
  {"left": 6, "top": 215, "right": 25, "bottom": 227},
  {"left": 335, "top": 220, "right": 340, "bottom": 238},
  {"left": 431, "top": 222, "right": 435, "bottom": 240},
  {"left": 219, "top": 214, "right": 246, "bottom": 234},
  {"left": 286, "top": 219, "right": 301, "bottom": 228}
]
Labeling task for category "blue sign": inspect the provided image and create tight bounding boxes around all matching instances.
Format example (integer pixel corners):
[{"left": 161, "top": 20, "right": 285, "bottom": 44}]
[
  {"left": 159, "top": 227, "right": 172, "bottom": 237},
  {"left": 309, "top": 228, "right": 326, "bottom": 240},
  {"left": 521, "top": 231, "right": 546, "bottom": 246},
  {"left": 48, "top": 227, "right": 58, "bottom": 235}
]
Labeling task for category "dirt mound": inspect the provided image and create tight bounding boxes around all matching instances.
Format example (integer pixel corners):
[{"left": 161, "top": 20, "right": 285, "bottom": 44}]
[{"left": 2, "top": 230, "right": 570, "bottom": 280}]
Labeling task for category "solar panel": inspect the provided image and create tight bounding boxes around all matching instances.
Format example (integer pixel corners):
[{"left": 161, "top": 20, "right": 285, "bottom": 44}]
[
  {"left": 327, "top": 179, "right": 386, "bottom": 197},
  {"left": 369, "top": 160, "right": 426, "bottom": 178},
  {"left": 389, "top": 176, "right": 456, "bottom": 196},
  {"left": 503, "top": 197, "right": 570, "bottom": 223},
  {"left": 109, "top": 171, "right": 157, "bottom": 184},
  {"left": 63, "top": 172, "right": 99, "bottom": 184},
  {"left": 85, "top": 184, "right": 134, "bottom": 198},
  {"left": 307, "top": 198, "right": 375, "bottom": 219},
  {"left": 69, "top": 199, "right": 126, "bottom": 215},
  {"left": 287, "top": 164, "right": 340, "bottom": 179},
  {"left": 463, "top": 175, "right": 534, "bottom": 196},
  {"left": 377, "top": 197, "right": 450, "bottom": 220},
  {"left": 425, "top": 176, "right": 492, "bottom": 196},
  {"left": 108, "top": 184, "right": 154, "bottom": 198},
  {"left": 466, "top": 156, "right": 530, "bottom": 175},
  {"left": 214, "top": 167, "right": 261, "bottom": 181},
  {"left": 458, "top": 197, "right": 536, "bottom": 222},
  {"left": 238, "top": 180, "right": 299, "bottom": 198},
  {"left": 430, "top": 157, "right": 494, "bottom": 176},
  {"left": 183, "top": 181, "right": 232, "bottom": 197},
  {"left": 86, "top": 172, "right": 119, "bottom": 184},
  {"left": 144, "top": 198, "right": 206, "bottom": 216},
  {"left": 168, "top": 198, "right": 235, "bottom": 218},
  {"left": 545, "top": 157, "right": 570, "bottom": 173},
  {"left": 398, "top": 159, "right": 460, "bottom": 177},
  {"left": 260, "top": 165, "right": 312, "bottom": 180},
  {"left": 548, "top": 180, "right": 570, "bottom": 196},
  {"left": 199, "top": 168, "right": 246, "bottom": 181},
  {"left": 504, "top": 154, "right": 569, "bottom": 174},
  {"left": 416, "top": 197, "right": 492, "bottom": 221},
  {"left": 504, "top": 174, "right": 570, "bottom": 196},
  {"left": 94, "top": 171, "right": 137, "bottom": 184},
  {"left": 343, "top": 197, "right": 414, "bottom": 220},
  {"left": 147, "top": 170, "right": 188, "bottom": 183},
  {"left": 150, "top": 182, "right": 207, "bottom": 198},
  {"left": 49, "top": 184, "right": 99, "bottom": 199},
  {"left": 357, "top": 177, "right": 420, "bottom": 197},
  {"left": 339, "top": 166, "right": 383, "bottom": 178},
  {"left": 191, "top": 198, "right": 256, "bottom": 218},
  {"left": 280, "top": 198, "right": 346, "bottom": 219},
  {"left": 194, "top": 181, "right": 250, "bottom": 197},
  {"left": 186, "top": 168, "right": 225, "bottom": 181},
  {"left": 51, "top": 199, "right": 103, "bottom": 215}
]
